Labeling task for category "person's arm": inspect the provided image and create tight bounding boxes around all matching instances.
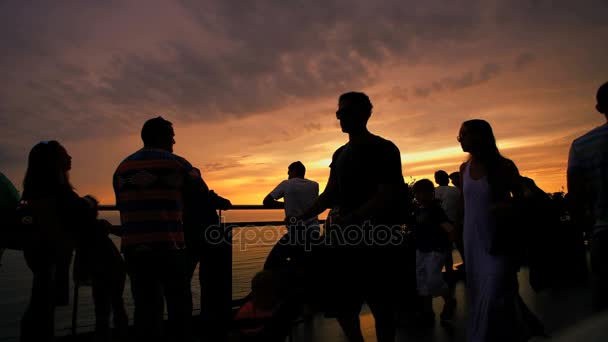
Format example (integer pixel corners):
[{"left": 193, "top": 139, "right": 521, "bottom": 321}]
[
  {"left": 567, "top": 144, "right": 589, "bottom": 226},
  {"left": 209, "top": 190, "right": 232, "bottom": 210},
  {"left": 491, "top": 159, "right": 523, "bottom": 218},
  {"left": 457, "top": 163, "right": 466, "bottom": 222},
  {"left": 263, "top": 182, "right": 285, "bottom": 209},
  {"left": 298, "top": 173, "right": 337, "bottom": 221},
  {"left": 263, "top": 194, "right": 284, "bottom": 209},
  {"left": 440, "top": 221, "right": 456, "bottom": 241}
]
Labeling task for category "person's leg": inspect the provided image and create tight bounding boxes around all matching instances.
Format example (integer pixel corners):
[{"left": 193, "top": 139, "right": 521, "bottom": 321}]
[
  {"left": 199, "top": 244, "right": 232, "bottom": 342},
  {"left": 444, "top": 246, "right": 455, "bottom": 278},
  {"left": 336, "top": 313, "right": 364, "bottom": 342},
  {"left": 54, "top": 252, "right": 72, "bottom": 306},
  {"left": 92, "top": 278, "right": 112, "bottom": 341},
  {"left": 124, "top": 251, "right": 164, "bottom": 342},
  {"left": 21, "top": 252, "right": 56, "bottom": 342},
  {"left": 366, "top": 294, "right": 396, "bottom": 342},
  {"left": 163, "top": 250, "right": 193, "bottom": 342},
  {"left": 111, "top": 268, "right": 129, "bottom": 341},
  {"left": 440, "top": 293, "right": 457, "bottom": 322},
  {"left": 591, "top": 229, "right": 608, "bottom": 312}
]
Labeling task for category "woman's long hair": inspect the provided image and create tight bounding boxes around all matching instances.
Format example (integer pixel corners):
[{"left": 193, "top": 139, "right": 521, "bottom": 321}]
[
  {"left": 463, "top": 119, "right": 511, "bottom": 200},
  {"left": 22, "top": 141, "right": 73, "bottom": 200}
]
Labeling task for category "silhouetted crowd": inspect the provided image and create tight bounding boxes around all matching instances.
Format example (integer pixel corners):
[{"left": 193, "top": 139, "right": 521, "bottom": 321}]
[{"left": 1, "top": 81, "right": 608, "bottom": 342}]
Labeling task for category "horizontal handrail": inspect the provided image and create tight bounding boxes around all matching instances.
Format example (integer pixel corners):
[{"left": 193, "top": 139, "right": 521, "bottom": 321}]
[
  {"left": 98, "top": 204, "right": 274, "bottom": 211},
  {"left": 98, "top": 205, "right": 325, "bottom": 227}
]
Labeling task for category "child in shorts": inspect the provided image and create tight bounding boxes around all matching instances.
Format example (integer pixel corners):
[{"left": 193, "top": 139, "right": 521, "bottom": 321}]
[{"left": 411, "top": 179, "right": 457, "bottom": 324}]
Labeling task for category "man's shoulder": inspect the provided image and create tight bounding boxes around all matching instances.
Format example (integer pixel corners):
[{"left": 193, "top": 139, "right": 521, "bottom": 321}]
[
  {"left": 572, "top": 124, "right": 608, "bottom": 149},
  {"left": 370, "top": 134, "right": 399, "bottom": 151},
  {"left": 116, "top": 149, "right": 192, "bottom": 172},
  {"left": 284, "top": 178, "right": 318, "bottom": 187}
]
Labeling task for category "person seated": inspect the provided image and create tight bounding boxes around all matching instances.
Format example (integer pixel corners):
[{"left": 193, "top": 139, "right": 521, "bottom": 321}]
[{"left": 233, "top": 270, "right": 294, "bottom": 342}]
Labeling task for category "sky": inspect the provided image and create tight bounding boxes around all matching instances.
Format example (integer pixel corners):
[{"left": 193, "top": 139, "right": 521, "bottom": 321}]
[{"left": 1, "top": 0, "right": 607, "bottom": 204}]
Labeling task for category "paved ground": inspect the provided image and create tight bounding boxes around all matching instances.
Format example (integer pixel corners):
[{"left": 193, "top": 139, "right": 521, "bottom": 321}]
[{"left": 289, "top": 268, "right": 598, "bottom": 342}]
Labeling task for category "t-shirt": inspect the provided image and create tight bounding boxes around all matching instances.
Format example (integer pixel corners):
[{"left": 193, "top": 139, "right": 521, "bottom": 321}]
[
  {"left": 568, "top": 123, "right": 608, "bottom": 227},
  {"left": 269, "top": 177, "right": 319, "bottom": 223},
  {"left": 329, "top": 134, "right": 404, "bottom": 225},
  {"left": 113, "top": 148, "right": 208, "bottom": 251},
  {"left": 412, "top": 203, "right": 451, "bottom": 252},
  {"left": 434, "top": 185, "right": 461, "bottom": 224}
]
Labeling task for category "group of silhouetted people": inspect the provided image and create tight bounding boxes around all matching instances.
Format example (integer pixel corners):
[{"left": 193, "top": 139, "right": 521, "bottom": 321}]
[{"left": 1, "top": 82, "right": 608, "bottom": 342}]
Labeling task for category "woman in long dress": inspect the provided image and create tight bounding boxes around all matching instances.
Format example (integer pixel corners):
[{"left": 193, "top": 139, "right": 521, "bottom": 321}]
[{"left": 458, "top": 119, "right": 531, "bottom": 342}]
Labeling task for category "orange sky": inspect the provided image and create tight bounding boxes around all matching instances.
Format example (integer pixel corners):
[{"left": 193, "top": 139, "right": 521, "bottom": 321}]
[{"left": 1, "top": 0, "right": 607, "bottom": 205}]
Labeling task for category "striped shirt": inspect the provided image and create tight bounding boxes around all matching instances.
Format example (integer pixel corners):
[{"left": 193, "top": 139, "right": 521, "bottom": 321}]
[
  {"left": 113, "top": 148, "right": 208, "bottom": 251},
  {"left": 568, "top": 123, "right": 608, "bottom": 227}
]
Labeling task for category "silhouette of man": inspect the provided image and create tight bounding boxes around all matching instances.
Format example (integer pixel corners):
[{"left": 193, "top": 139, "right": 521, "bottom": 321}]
[
  {"left": 568, "top": 81, "right": 608, "bottom": 312},
  {"left": 113, "top": 117, "right": 204, "bottom": 342},
  {"left": 299, "top": 92, "right": 405, "bottom": 342},
  {"left": 263, "top": 161, "right": 319, "bottom": 270}
]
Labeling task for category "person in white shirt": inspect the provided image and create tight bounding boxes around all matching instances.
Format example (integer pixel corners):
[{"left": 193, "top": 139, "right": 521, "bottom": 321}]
[
  {"left": 263, "top": 161, "right": 319, "bottom": 270},
  {"left": 434, "top": 170, "right": 464, "bottom": 279},
  {"left": 434, "top": 170, "right": 460, "bottom": 224}
]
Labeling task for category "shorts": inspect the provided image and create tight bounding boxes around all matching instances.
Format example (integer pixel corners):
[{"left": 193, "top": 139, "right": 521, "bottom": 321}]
[{"left": 416, "top": 249, "right": 448, "bottom": 297}]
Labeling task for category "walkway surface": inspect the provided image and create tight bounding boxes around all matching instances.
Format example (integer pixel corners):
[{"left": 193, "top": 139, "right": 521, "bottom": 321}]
[{"left": 287, "top": 268, "right": 601, "bottom": 342}]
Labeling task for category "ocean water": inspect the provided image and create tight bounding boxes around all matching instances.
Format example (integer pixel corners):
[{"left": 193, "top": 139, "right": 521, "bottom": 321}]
[{"left": 0, "top": 209, "right": 297, "bottom": 341}]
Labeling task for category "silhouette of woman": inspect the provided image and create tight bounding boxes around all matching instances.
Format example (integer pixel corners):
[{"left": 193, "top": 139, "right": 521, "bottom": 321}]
[
  {"left": 19, "top": 141, "right": 97, "bottom": 342},
  {"left": 458, "top": 120, "right": 540, "bottom": 341}
]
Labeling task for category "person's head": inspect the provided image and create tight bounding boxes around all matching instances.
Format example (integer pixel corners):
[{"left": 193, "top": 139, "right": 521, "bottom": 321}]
[
  {"left": 449, "top": 171, "right": 461, "bottom": 188},
  {"left": 336, "top": 92, "right": 373, "bottom": 134},
  {"left": 141, "top": 116, "right": 175, "bottom": 152},
  {"left": 434, "top": 170, "right": 449, "bottom": 186},
  {"left": 596, "top": 81, "right": 608, "bottom": 117},
  {"left": 412, "top": 179, "right": 435, "bottom": 206},
  {"left": 23, "top": 140, "right": 73, "bottom": 198},
  {"left": 287, "top": 161, "right": 306, "bottom": 179},
  {"left": 458, "top": 119, "right": 501, "bottom": 162}
]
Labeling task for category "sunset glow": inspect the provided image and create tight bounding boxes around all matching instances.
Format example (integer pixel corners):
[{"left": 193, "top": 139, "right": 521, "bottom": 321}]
[{"left": 1, "top": 0, "right": 607, "bottom": 205}]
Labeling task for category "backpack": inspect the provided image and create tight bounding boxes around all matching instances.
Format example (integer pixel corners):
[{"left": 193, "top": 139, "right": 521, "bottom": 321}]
[{"left": 1, "top": 201, "right": 41, "bottom": 250}]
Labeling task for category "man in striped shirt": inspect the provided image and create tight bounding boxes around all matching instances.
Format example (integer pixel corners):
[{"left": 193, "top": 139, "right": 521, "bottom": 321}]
[
  {"left": 568, "top": 81, "right": 608, "bottom": 312},
  {"left": 114, "top": 117, "right": 208, "bottom": 342}
]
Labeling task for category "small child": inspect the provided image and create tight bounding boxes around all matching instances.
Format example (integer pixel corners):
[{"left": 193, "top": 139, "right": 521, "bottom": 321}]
[
  {"left": 411, "top": 179, "right": 457, "bottom": 324},
  {"left": 74, "top": 196, "right": 128, "bottom": 341}
]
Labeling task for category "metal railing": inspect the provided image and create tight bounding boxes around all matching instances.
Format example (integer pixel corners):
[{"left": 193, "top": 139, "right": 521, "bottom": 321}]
[
  {"left": 98, "top": 204, "right": 326, "bottom": 227},
  {"left": 70, "top": 204, "right": 320, "bottom": 335}
]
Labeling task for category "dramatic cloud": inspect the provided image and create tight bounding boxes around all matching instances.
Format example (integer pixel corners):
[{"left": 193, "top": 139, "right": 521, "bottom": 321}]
[{"left": 1, "top": 0, "right": 607, "bottom": 199}]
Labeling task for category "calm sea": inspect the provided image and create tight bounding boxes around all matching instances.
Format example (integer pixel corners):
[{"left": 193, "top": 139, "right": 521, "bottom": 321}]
[{"left": 0, "top": 209, "right": 306, "bottom": 341}]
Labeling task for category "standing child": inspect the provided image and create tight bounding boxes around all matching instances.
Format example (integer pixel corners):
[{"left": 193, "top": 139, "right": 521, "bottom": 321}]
[
  {"left": 411, "top": 179, "right": 457, "bottom": 324},
  {"left": 74, "top": 196, "right": 128, "bottom": 341}
]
